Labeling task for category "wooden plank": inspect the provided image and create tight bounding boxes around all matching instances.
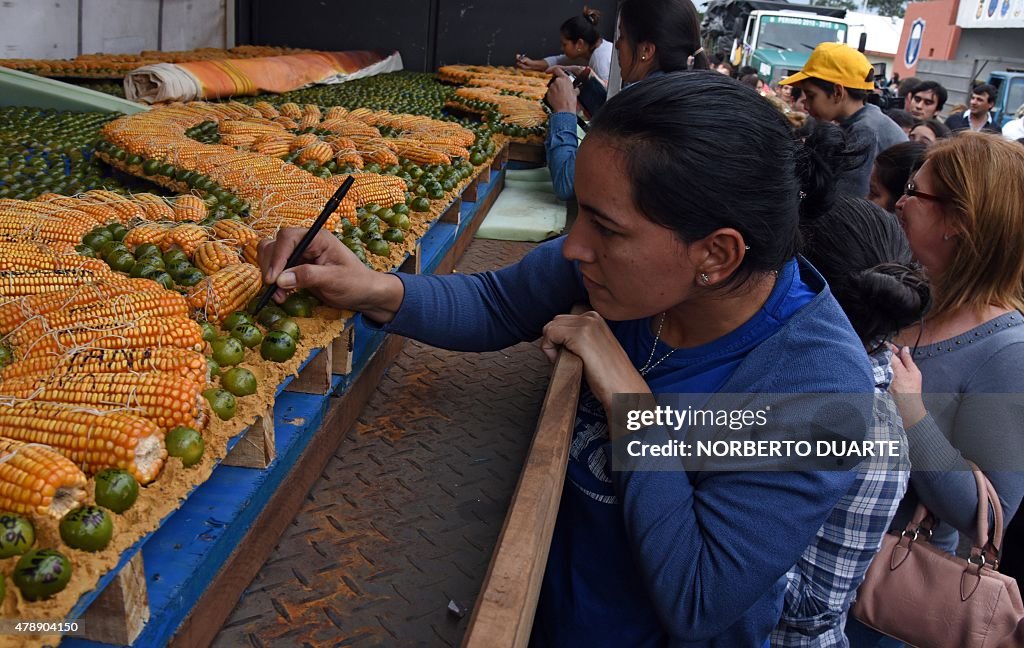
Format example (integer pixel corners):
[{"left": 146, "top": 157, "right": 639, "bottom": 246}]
[
  {"left": 222, "top": 409, "right": 275, "bottom": 469},
  {"left": 399, "top": 240, "right": 422, "bottom": 275},
  {"left": 80, "top": 552, "right": 149, "bottom": 645},
  {"left": 440, "top": 197, "right": 462, "bottom": 225},
  {"left": 508, "top": 141, "right": 544, "bottom": 165},
  {"left": 462, "top": 334, "right": 584, "bottom": 648},
  {"left": 168, "top": 334, "right": 406, "bottom": 648},
  {"left": 434, "top": 170, "right": 505, "bottom": 276},
  {"left": 462, "top": 176, "right": 482, "bottom": 202},
  {"left": 491, "top": 142, "right": 511, "bottom": 170},
  {"left": 331, "top": 327, "right": 355, "bottom": 375},
  {"left": 284, "top": 346, "right": 332, "bottom": 395}
]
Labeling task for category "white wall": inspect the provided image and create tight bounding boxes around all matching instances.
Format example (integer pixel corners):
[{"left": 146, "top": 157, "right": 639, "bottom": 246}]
[{"left": 0, "top": 0, "right": 229, "bottom": 59}]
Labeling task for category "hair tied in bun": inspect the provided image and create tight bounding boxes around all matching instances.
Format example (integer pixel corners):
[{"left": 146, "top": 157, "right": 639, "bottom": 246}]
[{"left": 583, "top": 6, "right": 601, "bottom": 25}]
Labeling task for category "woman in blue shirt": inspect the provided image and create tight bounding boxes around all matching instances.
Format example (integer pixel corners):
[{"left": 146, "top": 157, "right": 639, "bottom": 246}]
[
  {"left": 544, "top": 0, "right": 710, "bottom": 201},
  {"left": 260, "top": 72, "right": 874, "bottom": 646}
]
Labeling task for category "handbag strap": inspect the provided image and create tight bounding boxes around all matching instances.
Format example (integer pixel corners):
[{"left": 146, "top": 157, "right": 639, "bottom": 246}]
[{"left": 967, "top": 460, "right": 1004, "bottom": 567}]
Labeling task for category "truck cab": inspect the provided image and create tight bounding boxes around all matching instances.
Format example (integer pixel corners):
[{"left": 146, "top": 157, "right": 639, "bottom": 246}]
[
  {"left": 735, "top": 11, "right": 850, "bottom": 85},
  {"left": 987, "top": 71, "right": 1024, "bottom": 127}
]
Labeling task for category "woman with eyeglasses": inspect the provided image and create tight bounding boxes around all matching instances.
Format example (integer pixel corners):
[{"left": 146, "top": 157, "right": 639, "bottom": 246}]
[{"left": 847, "top": 132, "right": 1024, "bottom": 645}]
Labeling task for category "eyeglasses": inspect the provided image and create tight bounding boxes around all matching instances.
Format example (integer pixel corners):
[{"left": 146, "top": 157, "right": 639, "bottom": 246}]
[{"left": 904, "top": 180, "right": 943, "bottom": 202}]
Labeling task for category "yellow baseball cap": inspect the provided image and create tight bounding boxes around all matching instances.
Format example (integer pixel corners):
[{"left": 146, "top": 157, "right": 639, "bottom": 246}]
[{"left": 780, "top": 42, "right": 875, "bottom": 90}]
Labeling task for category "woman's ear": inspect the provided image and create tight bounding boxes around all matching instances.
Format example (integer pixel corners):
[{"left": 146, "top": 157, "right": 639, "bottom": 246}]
[
  {"left": 638, "top": 41, "right": 656, "bottom": 63},
  {"left": 693, "top": 228, "right": 746, "bottom": 286}
]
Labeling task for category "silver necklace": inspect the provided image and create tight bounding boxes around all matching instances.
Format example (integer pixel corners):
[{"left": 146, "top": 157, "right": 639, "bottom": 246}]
[{"left": 639, "top": 312, "right": 677, "bottom": 376}]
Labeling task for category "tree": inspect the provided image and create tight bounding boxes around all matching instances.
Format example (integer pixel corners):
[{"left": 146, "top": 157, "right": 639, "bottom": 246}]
[{"left": 866, "top": 0, "right": 907, "bottom": 17}]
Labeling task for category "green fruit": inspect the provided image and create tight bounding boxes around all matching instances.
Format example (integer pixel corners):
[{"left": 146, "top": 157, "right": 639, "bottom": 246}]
[
  {"left": 128, "top": 261, "right": 160, "bottom": 279},
  {"left": 141, "top": 159, "right": 161, "bottom": 175},
  {"left": 281, "top": 293, "right": 315, "bottom": 318},
  {"left": 176, "top": 267, "right": 205, "bottom": 287},
  {"left": 255, "top": 304, "right": 287, "bottom": 328},
  {"left": 271, "top": 317, "right": 301, "bottom": 342},
  {"left": 0, "top": 513, "right": 35, "bottom": 558},
  {"left": 382, "top": 228, "right": 404, "bottom": 243},
  {"left": 210, "top": 336, "right": 245, "bottom": 366},
  {"left": 93, "top": 469, "right": 139, "bottom": 514},
  {"left": 199, "top": 321, "right": 217, "bottom": 342},
  {"left": 367, "top": 238, "right": 391, "bottom": 257},
  {"left": 14, "top": 549, "right": 71, "bottom": 601},
  {"left": 75, "top": 244, "right": 97, "bottom": 258},
  {"left": 59, "top": 506, "right": 113, "bottom": 552},
  {"left": 82, "top": 230, "right": 111, "bottom": 249},
  {"left": 152, "top": 272, "right": 174, "bottom": 290},
  {"left": 165, "top": 426, "right": 205, "bottom": 466},
  {"left": 222, "top": 311, "right": 254, "bottom": 332},
  {"left": 206, "top": 357, "right": 221, "bottom": 379},
  {"left": 469, "top": 152, "right": 486, "bottom": 166},
  {"left": 107, "top": 251, "right": 136, "bottom": 273},
  {"left": 163, "top": 249, "right": 189, "bottom": 265},
  {"left": 395, "top": 214, "right": 412, "bottom": 231},
  {"left": 260, "top": 330, "right": 296, "bottom": 362},
  {"left": 202, "top": 388, "right": 237, "bottom": 420},
  {"left": 411, "top": 196, "right": 431, "bottom": 212},
  {"left": 134, "top": 243, "right": 162, "bottom": 259},
  {"left": 98, "top": 239, "right": 127, "bottom": 257},
  {"left": 106, "top": 223, "right": 128, "bottom": 241},
  {"left": 231, "top": 323, "right": 263, "bottom": 349},
  {"left": 165, "top": 258, "right": 193, "bottom": 279},
  {"left": 222, "top": 367, "right": 257, "bottom": 396}
]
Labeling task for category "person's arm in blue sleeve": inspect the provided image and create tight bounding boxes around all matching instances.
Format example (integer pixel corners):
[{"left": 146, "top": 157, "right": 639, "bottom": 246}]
[
  {"left": 546, "top": 112, "right": 580, "bottom": 201},
  {"left": 374, "top": 236, "right": 587, "bottom": 351},
  {"left": 612, "top": 452, "right": 855, "bottom": 640},
  {"left": 906, "top": 343, "right": 1024, "bottom": 542}
]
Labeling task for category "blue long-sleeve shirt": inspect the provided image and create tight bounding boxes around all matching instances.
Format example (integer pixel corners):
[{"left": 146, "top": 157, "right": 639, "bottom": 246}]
[
  {"left": 545, "top": 112, "right": 580, "bottom": 202},
  {"left": 375, "top": 237, "right": 874, "bottom": 646}
]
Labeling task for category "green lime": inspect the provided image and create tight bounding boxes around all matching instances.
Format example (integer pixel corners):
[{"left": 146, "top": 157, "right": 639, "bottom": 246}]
[
  {"left": 260, "top": 330, "right": 296, "bottom": 362},
  {"left": 199, "top": 321, "right": 217, "bottom": 342},
  {"left": 222, "top": 367, "right": 257, "bottom": 396},
  {"left": 222, "top": 311, "right": 255, "bottom": 332},
  {"left": 59, "top": 506, "right": 113, "bottom": 552},
  {"left": 411, "top": 196, "right": 431, "bottom": 212},
  {"left": 231, "top": 323, "right": 263, "bottom": 349},
  {"left": 367, "top": 239, "right": 391, "bottom": 257},
  {"left": 271, "top": 317, "right": 300, "bottom": 342},
  {"left": 255, "top": 304, "right": 287, "bottom": 328},
  {"left": 0, "top": 513, "right": 34, "bottom": 558},
  {"left": 165, "top": 426, "right": 205, "bottom": 466},
  {"left": 202, "top": 388, "right": 237, "bottom": 420},
  {"left": 206, "top": 357, "right": 221, "bottom": 379},
  {"left": 93, "top": 469, "right": 139, "bottom": 514},
  {"left": 176, "top": 267, "right": 205, "bottom": 287},
  {"left": 106, "top": 223, "right": 128, "bottom": 241},
  {"left": 210, "top": 337, "right": 245, "bottom": 366},
  {"left": 14, "top": 549, "right": 71, "bottom": 601},
  {"left": 107, "top": 251, "right": 136, "bottom": 273},
  {"left": 281, "top": 293, "right": 315, "bottom": 318}
]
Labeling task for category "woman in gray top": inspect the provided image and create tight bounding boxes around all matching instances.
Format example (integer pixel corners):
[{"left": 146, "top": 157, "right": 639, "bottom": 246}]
[{"left": 887, "top": 132, "right": 1024, "bottom": 555}]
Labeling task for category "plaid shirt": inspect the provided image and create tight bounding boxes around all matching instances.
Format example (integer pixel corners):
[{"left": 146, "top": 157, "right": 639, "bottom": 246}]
[{"left": 771, "top": 350, "right": 910, "bottom": 647}]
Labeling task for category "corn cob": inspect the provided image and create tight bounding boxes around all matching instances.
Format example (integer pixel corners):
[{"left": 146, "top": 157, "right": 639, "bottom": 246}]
[
  {"left": 332, "top": 174, "right": 408, "bottom": 208},
  {"left": 253, "top": 101, "right": 280, "bottom": 118},
  {"left": 193, "top": 240, "right": 242, "bottom": 275},
  {"left": 186, "top": 263, "right": 261, "bottom": 324},
  {"left": 124, "top": 223, "right": 171, "bottom": 249},
  {"left": 0, "top": 269, "right": 111, "bottom": 299},
  {"left": 290, "top": 133, "right": 320, "bottom": 152},
  {"left": 390, "top": 140, "right": 452, "bottom": 166},
  {"left": 301, "top": 104, "right": 322, "bottom": 121},
  {"left": 319, "top": 119, "right": 381, "bottom": 138},
  {"left": 298, "top": 113, "right": 321, "bottom": 131},
  {"left": 272, "top": 116, "right": 299, "bottom": 130},
  {"left": 0, "top": 372, "right": 206, "bottom": 431},
  {"left": 241, "top": 240, "right": 260, "bottom": 266},
  {"left": 1, "top": 348, "right": 207, "bottom": 387},
  {"left": 253, "top": 138, "right": 292, "bottom": 157},
  {"left": 0, "top": 437, "right": 87, "bottom": 518},
  {"left": 14, "top": 316, "right": 204, "bottom": 359},
  {"left": 0, "top": 243, "right": 111, "bottom": 273},
  {"left": 211, "top": 219, "right": 261, "bottom": 247},
  {"left": 82, "top": 190, "right": 147, "bottom": 222},
  {"left": 324, "top": 106, "right": 349, "bottom": 120},
  {"left": 173, "top": 195, "right": 207, "bottom": 223},
  {"left": 278, "top": 102, "right": 303, "bottom": 119},
  {"left": 0, "top": 277, "right": 144, "bottom": 334},
  {"left": 297, "top": 141, "right": 334, "bottom": 165},
  {"left": 0, "top": 401, "right": 166, "bottom": 483},
  {"left": 0, "top": 211, "right": 97, "bottom": 247},
  {"left": 133, "top": 193, "right": 177, "bottom": 222},
  {"left": 168, "top": 223, "right": 208, "bottom": 255}
]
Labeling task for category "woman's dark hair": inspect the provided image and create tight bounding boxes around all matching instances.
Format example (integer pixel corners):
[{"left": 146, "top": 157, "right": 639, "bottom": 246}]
[
  {"left": 797, "top": 123, "right": 930, "bottom": 344},
  {"left": 619, "top": 0, "right": 710, "bottom": 72},
  {"left": 873, "top": 141, "right": 928, "bottom": 211},
  {"left": 795, "top": 121, "right": 868, "bottom": 220},
  {"left": 561, "top": 7, "right": 602, "bottom": 46},
  {"left": 740, "top": 73, "right": 760, "bottom": 89},
  {"left": 588, "top": 71, "right": 799, "bottom": 285},
  {"left": 884, "top": 108, "right": 915, "bottom": 130},
  {"left": 913, "top": 118, "right": 951, "bottom": 140}
]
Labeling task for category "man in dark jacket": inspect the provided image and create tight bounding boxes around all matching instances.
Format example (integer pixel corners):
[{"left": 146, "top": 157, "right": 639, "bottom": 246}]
[{"left": 945, "top": 83, "right": 1002, "bottom": 134}]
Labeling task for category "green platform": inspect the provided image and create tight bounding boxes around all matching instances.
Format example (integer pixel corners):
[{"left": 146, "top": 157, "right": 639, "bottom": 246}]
[{"left": 0, "top": 66, "right": 146, "bottom": 114}]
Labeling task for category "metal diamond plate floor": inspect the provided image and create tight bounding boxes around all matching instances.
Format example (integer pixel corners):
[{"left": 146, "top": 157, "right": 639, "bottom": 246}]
[{"left": 215, "top": 238, "right": 548, "bottom": 647}]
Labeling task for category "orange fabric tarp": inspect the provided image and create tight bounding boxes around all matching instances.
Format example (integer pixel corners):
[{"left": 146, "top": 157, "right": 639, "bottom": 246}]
[{"left": 125, "top": 50, "right": 402, "bottom": 103}]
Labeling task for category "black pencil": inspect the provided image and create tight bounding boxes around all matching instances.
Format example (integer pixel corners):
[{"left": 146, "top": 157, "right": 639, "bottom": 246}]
[{"left": 250, "top": 175, "right": 355, "bottom": 314}]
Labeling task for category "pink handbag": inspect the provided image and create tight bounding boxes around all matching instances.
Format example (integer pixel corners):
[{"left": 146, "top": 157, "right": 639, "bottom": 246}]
[{"left": 851, "top": 465, "right": 1024, "bottom": 647}]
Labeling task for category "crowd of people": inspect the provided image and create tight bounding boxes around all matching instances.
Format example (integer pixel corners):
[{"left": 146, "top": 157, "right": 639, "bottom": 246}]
[{"left": 259, "top": 2, "right": 1024, "bottom": 646}]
